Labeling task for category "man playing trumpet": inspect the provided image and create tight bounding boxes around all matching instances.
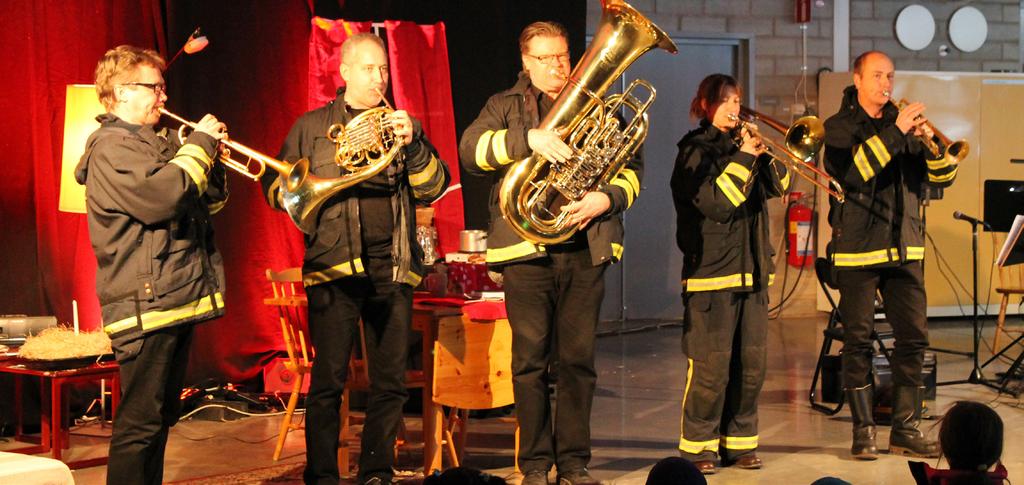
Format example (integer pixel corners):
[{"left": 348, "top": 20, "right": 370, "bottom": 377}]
[
  {"left": 823, "top": 50, "right": 957, "bottom": 461},
  {"left": 262, "top": 32, "right": 450, "bottom": 485},
  {"left": 76, "top": 45, "right": 229, "bottom": 485}
]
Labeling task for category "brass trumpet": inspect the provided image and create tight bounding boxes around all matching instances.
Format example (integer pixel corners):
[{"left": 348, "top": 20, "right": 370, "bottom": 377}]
[
  {"left": 730, "top": 107, "right": 844, "bottom": 203},
  {"left": 895, "top": 98, "right": 969, "bottom": 164},
  {"left": 160, "top": 109, "right": 373, "bottom": 233}
]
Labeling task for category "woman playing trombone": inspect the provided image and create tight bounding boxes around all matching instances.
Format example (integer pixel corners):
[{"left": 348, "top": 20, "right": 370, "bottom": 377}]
[{"left": 669, "top": 73, "right": 790, "bottom": 475}]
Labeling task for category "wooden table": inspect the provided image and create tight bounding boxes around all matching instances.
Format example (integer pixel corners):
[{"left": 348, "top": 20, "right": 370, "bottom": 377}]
[
  {"left": 411, "top": 303, "right": 461, "bottom": 474},
  {"left": 0, "top": 360, "right": 119, "bottom": 469}
]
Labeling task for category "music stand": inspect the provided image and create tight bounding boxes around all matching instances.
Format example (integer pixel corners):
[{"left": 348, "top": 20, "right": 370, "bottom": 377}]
[{"left": 979, "top": 214, "right": 1024, "bottom": 396}]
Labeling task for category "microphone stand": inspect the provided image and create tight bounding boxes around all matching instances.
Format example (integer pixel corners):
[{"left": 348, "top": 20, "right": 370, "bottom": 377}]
[{"left": 937, "top": 218, "right": 1000, "bottom": 390}]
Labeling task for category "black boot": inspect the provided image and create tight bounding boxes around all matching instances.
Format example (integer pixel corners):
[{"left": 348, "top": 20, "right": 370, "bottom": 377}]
[
  {"left": 845, "top": 384, "right": 878, "bottom": 460},
  {"left": 889, "top": 385, "right": 939, "bottom": 457}
]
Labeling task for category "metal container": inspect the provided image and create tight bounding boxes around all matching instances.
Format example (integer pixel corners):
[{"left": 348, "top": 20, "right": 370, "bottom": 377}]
[{"left": 459, "top": 230, "right": 487, "bottom": 253}]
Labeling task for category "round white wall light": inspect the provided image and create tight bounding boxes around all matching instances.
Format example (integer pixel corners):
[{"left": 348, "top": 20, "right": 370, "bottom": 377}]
[
  {"left": 948, "top": 6, "right": 987, "bottom": 52},
  {"left": 894, "top": 5, "right": 936, "bottom": 51}
]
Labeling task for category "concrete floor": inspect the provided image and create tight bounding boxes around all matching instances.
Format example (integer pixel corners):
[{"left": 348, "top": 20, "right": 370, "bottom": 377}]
[{"left": 6, "top": 315, "right": 1023, "bottom": 484}]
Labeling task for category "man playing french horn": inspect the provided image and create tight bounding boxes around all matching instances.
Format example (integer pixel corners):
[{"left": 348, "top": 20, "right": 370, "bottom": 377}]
[
  {"left": 823, "top": 50, "right": 957, "bottom": 461},
  {"left": 262, "top": 32, "right": 450, "bottom": 485},
  {"left": 459, "top": 21, "right": 644, "bottom": 485}
]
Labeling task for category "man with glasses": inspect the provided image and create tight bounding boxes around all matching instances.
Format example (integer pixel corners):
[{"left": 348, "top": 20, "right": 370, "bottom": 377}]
[
  {"left": 459, "top": 21, "right": 643, "bottom": 485},
  {"left": 75, "top": 45, "right": 229, "bottom": 485}
]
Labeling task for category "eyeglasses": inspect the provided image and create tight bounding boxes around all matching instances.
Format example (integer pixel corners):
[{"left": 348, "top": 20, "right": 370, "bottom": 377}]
[
  {"left": 121, "top": 82, "right": 167, "bottom": 95},
  {"left": 525, "top": 53, "right": 570, "bottom": 65}
]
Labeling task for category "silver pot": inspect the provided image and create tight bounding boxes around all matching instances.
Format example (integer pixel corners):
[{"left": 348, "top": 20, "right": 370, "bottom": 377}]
[{"left": 459, "top": 230, "right": 487, "bottom": 253}]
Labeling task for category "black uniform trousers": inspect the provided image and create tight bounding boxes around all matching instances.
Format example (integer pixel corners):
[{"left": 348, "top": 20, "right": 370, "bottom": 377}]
[
  {"left": 836, "top": 261, "right": 929, "bottom": 388},
  {"left": 502, "top": 246, "right": 606, "bottom": 474},
  {"left": 106, "top": 324, "right": 194, "bottom": 485},
  {"left": 303, "top": 257, "right": 411, "bottom": 485},
  {"left": 679, "top": 289, "right": 767, "bottom": 463}
]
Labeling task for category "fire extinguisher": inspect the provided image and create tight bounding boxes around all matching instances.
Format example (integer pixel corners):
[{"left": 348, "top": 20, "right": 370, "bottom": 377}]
[
  {"left": 795, "top": 0, "right": 811, "bottom": 23},
  {"left": 787, "top": 191, "right": 814, "bottom": 267}
]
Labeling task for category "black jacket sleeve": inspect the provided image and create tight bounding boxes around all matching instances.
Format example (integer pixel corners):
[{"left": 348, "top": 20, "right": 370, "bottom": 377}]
[{"left": 459, "top": 94, "right": 531, "bottom": 176}]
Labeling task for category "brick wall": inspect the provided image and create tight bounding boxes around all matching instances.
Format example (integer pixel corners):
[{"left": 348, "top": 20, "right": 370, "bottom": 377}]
[{"left": 587, "top": 0, "right": 1020, "bottom": 121}]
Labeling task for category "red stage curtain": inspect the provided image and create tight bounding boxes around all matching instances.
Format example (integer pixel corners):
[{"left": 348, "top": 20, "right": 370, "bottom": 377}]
[
  {"left": 0, "top": 0, "right": 165, "bottom": 328},
  {"left": 309, "top": 18, "right": 464, "bottom": 255},
  {"left": 385, "top": 21, "right": 464, "bottom": 255},
  {"left": 1, "top": 4, "right": 464, "bottom": 386}
]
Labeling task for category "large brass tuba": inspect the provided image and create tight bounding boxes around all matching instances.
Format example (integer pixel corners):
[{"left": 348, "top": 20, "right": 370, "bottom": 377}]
[{"left": 498, "top": 0, "right": 678, "bottom": 245}]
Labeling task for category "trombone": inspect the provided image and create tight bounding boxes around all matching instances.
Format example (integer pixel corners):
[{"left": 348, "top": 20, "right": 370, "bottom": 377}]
[
  {"left": 895, "top": 98, "right": 969, "bottom": 164},
  {"left": 730, "top": 107, "right": 845, "bottom": 203}
]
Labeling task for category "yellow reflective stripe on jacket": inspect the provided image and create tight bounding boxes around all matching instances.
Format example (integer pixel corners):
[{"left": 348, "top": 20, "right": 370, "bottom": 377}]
[
  {"left": 715, "top": 173, "right": 746, "bottom": 207},
  {"left": 928, "top": 166, "right": 957, "bottom": 183},
  {"left": 853, "top": 145, "right": 875, "bottom": 181},
  {"left": 397, "top": 270, "right": 423, "bottom": 287},
  {"left": 303, "top": 258, "right": 366, "bottom": 286},
  {"left": 486, "top": 240, "right": 545, "bottom": 263},
  {"left": 170, "top": 143, "right": 211, "bottom": 193},
  {"left": 609, "top": 168, "right": 641, "bottom": 207},
  {"left": 679, "top": 357, "right": 718, "bottom": 453},
  {"left": 833, "top": 247, "right": 901, "bottom": 267},
  {"left": 927, "top": 155, "right": 953, "bottom": 170},
  {"left": 722, "top": 435, "right": 759, "bottom": 450},
  {"left": 723, "top": 161, "right": 751, "bottom": 181},
  {"left": 408, "top": 155, "right": 439, "bottom": 186},
  {"left": 778, "top": 164, "right": 791, "bottom": 191},
  {"left": 474, "top": 130, "right": 496, "bottom": 171},
  {"left": 865, "top": 135, "right": 891, "bottom": 167},
  {"left": 104, "top": 292, "right": 224, "bottom": 336},
  {"left": 906, "top": 246, "right": 925, "bottom": 260},
  {"left": 683, "top": 273, "right": 753, "bottom": 291},
  {"left": 611, "top": 242, "right": 624, "bottom": 260},
  {"left": 492, "top": 129, "right": 512, "bottom": 165}
]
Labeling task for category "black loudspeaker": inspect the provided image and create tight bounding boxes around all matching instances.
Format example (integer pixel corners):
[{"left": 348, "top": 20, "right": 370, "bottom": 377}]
[{"left": 817, "top": 352, "right": 937, "bottom": 407}]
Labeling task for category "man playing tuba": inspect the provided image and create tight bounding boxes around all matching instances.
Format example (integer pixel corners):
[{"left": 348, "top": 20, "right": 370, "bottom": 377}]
[{"left": 459, "top": 21, "right": 644, "bottom": 485}]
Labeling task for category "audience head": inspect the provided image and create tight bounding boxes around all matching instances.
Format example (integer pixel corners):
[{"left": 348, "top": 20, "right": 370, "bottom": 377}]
[
  {"left": 811, "top": 478, "right": 852, "bottom": 485},
  {"left": 423, "top": 466, "right": 507, "bottom": 485},
  {"left": 645, "top": 456, "right": 707, "bottom": 485},
  {"left": 939, "top": 401, "right": 1003, "bottom": 472}
]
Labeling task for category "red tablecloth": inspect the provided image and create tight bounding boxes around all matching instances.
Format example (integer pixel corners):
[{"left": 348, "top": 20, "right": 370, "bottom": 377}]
[{"left": 414, "top": 296, "right": 507, "bottom": 321}]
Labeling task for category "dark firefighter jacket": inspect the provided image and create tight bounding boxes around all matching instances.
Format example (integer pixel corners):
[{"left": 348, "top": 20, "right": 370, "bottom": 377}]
[
  {"left": 75, "top": 113, "right": 227, "bottom": 343},
  {"left": 823, "top": 86, "right": 958, "bottom": 269},
  {"left": 671, "top": 120, "right": 791, "bottom": 292},
  {"left": 458, "top": 73, "right": 643, "bottom": 266},
  {"left": 262, "top": 89, "right": 450, "bottom": 287}
]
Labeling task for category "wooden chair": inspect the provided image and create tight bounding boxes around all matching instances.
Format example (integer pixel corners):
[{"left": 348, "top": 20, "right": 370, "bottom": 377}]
[
  {"left": 993, "top": 234, "right": 1024, "bottom": 351},
  {"left": 265, "top": 268, "right": 313, "bottom": 462},
  {"left": 432, "top": 313, "right": 519, "bottom": 471}
]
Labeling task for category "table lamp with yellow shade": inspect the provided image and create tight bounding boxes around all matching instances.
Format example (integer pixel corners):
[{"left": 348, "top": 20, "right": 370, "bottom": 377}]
[{"left": 58, "top": 84, "right": 104, "bottom": 214}]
